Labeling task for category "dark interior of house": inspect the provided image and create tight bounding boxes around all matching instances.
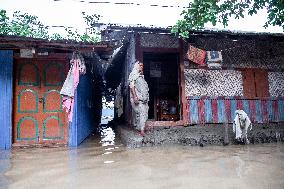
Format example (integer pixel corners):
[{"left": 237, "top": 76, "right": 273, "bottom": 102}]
[{"left": 143, "top": 52, "right": 180, "bottom": 121}]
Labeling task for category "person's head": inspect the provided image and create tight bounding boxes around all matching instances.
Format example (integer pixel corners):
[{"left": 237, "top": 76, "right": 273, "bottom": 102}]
[{"left": 136, "top": 61, "right": 144, "bottom": 74}]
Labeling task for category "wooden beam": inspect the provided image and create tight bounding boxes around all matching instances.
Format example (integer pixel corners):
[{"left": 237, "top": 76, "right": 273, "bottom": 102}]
[{"left": 179, "top": 39, "right": 187, "bottom": 125}]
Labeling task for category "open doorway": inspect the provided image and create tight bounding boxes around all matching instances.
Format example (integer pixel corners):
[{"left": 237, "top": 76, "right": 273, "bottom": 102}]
[{"left": 143, "top": 52, "right": 180, "bottom": 121}]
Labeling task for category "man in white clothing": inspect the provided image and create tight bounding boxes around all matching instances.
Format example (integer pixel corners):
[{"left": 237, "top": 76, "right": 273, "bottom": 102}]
[
  {"left": 128, "top": 61, "right": 149, "bottom": 135},
  {"left": 233, "top": 110, "right": 252, "bottom": 144}
]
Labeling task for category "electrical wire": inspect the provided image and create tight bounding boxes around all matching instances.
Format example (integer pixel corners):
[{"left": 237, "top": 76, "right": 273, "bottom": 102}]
[{"left": 53, "top": 0, "right": 189, "bottom": 9}]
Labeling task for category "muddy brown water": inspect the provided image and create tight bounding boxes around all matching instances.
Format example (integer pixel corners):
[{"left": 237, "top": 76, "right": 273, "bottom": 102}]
[{"left": 1, "top": 125, "right": 284, "bottom": 189}]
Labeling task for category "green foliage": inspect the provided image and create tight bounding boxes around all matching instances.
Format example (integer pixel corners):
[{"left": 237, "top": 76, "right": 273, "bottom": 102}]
[
  {"left": 0, "top": 10, "right": 10, "bottom": 35},
  {"left": 81, "top": 12, "right": 101, "bottom": 42},
  {"left": 0, "top": 9, "right": 101, "bottom": 43},
  {"left": 49, "top": 33, "right": 65, "bottom": 41},
  {"left": 0, "top": 10, "right": 49, "bottom": 38},
  {"left": 172, "top": 0, "right": 284, "bottom": 39}
]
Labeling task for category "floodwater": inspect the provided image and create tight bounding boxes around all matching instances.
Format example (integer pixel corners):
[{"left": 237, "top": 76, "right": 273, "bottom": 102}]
[{"left": 1, "top": 125, "right": 284, "bottom": 189}]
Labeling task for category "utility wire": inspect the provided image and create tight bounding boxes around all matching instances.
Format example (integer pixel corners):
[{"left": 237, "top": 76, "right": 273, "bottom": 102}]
[{"left": 53, "top": 0, "right": 190, "bottom": 9}]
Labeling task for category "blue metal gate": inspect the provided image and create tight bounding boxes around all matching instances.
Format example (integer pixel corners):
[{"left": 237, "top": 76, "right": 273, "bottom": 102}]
[{"left": 0, "top": 50, "right": 13, "bottom": 149}]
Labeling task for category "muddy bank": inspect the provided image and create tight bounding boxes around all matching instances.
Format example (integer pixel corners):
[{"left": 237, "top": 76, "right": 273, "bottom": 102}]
[{"left": 116, "top": 123, "right": 284, "bottom": 148}]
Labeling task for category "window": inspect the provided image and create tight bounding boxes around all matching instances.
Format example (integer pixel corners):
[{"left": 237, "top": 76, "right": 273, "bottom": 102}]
[{"left": 242, "top": 69, "right": 269, "bottom": 98}]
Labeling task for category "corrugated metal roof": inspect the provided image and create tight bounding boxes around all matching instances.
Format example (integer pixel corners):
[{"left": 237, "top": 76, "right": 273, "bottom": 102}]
[
  {"left": 98, "top": 23, "right": 284, "bottom": 37},
  {"left": 0, "top": 35, "right": 115, "bottom": 52}
]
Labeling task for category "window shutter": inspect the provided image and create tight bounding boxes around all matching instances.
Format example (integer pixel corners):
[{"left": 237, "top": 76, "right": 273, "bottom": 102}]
[
  {"left": 255, "top": 70, "right": 269, "bottom": 97},
  {"left": 242, "top": 69, "right": 256, "bottom": 98}
]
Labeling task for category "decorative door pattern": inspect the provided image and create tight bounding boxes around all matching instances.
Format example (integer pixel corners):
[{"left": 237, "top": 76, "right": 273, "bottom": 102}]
[{"left": 13, "top": 58, "right": 68, "bottom": 145}]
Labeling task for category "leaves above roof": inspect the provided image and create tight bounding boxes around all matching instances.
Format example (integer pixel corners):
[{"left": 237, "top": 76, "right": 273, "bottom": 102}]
[
  {"left": 0, "top": 9, "right": 101, "bottom": 43},
  {"left": 172, "top": 0, "right": 284, "bottom": 39}
]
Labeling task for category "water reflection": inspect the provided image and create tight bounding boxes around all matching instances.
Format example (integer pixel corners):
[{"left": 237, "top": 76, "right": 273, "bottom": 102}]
[
  {"left": 0, "top": 150, "right": 11, "bottom": 188},
  {"left": 103, "top": 152, "right": 113, "bottom": 155},
  {"left": 1, "top": 127, "right": 284, "bottom": 189},
  {"left": 104, "top": 161, "right": 114, "bottom": 164},
  {"left": 233, "top": 155, "right": 246, "bottom": 178},
  {"left": 99, "top": 124, "right": 116, "bottom": 147},
  {"left": 105, "top": 147, "right": 115, "bottom": 151}
]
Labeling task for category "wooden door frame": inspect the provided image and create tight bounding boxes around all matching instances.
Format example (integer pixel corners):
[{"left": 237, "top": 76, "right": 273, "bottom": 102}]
[
  {"left": 135, "top": 34, "right": 186, "bottom": 127},
  {"left": 12, "top": 53, "right": 70, "bottom": 146}
]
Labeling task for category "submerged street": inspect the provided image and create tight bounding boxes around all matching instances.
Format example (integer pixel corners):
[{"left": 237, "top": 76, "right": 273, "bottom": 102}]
[{"left": 1, "top": 125, "right": 284, "bottom": 189}]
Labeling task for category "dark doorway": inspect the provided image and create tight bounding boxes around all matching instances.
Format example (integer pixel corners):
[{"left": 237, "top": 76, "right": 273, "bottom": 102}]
[{"left": 143, "top": 52, "right": 180, "bottom": 121}]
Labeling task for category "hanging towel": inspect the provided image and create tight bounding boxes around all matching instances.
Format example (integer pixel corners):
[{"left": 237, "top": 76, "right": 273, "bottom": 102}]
[
  {"left": 60, "top": 64, "right": 75, "bottom": 97},
  {"left": 61, "top": 59, "right": 80, "bottom": 122},
  {"left": 60, "top": 52, "right": 86, "bottom": 122},
  {"left": 206, "top": 51, "right": 222, "bottom": 69},
  {"left": 187, "top": 45, "right": 206, "bottom": 66},
  {"left": 62, "top": 96, "right": 75, "bottom": 122}
]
